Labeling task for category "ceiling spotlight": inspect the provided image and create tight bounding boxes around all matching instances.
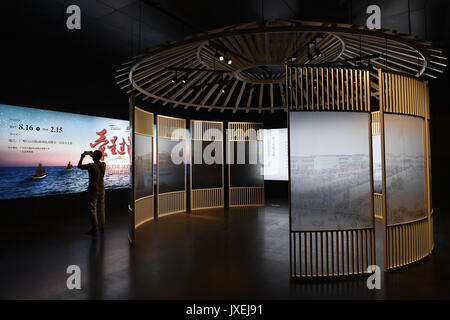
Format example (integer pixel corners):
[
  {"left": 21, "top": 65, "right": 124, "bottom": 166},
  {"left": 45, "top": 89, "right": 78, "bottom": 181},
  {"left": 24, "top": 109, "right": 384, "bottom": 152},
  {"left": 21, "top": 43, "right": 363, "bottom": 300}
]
[
  {"left": 180, "top": 73, "right": 188, "bottom": 84},
  {"left": 219, "top": 54, "right": 224, "bottom": 61},
  {"left": 171, "top": 78, "right": 176, "bottom": 84},
  {"left": 225, "top": 57, "right": 232, "bottom": 65}
]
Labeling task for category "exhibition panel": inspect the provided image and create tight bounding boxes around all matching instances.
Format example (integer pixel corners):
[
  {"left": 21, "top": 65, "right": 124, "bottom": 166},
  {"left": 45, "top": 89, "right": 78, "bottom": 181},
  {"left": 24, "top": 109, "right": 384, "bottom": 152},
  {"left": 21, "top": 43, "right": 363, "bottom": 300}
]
[
  {"left": 285, "top": 64, "right": 434, "bottom": 277},
  {"left": 378, "top": 70, "right": 433, "bottom": 270},
  {"left": 288, "top": 111, "right": 375, "bottom": 278},
  {"left": 289, "top": 112, "right": 373, "bottom": 231},
  {"left": 227, "top": 122, "right": 264, "bottom": 207},
  {"left": 157, "top": 115, "right": 186, "bottom": 216},
  {"left": 133, "top": 107, "right": 154, "bottom": 228},
  {"left": 384, "top": 114, "right": 426, "bottom": 225},
  {"left": 262, "top": 128, "right": 288, "bottom": 181},
  {"left": 372, "top": 111, "right": 384, "bottom": 220},
  {"left": 190, "top": 120, "right": 224, "bottom": 210},
  {"left": 286, "top": 65, "right": 376, "bottom": 278}
]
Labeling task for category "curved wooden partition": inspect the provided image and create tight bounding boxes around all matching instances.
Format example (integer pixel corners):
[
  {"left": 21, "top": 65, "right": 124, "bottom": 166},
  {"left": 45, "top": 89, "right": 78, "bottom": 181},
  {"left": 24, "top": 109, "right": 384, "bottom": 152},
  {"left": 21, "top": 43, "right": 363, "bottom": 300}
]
[
  {"left": 291, "top": 227, "right": 375, "bottom": 278},
  {"left": 286, "top": 65, "right": 433, "bottom": 278},
  {"left": 134, "top": 107, "right": 155, "bottom": 228},
  {"left": 129, "top": 98, "right": 155, "bottom": 245},
  {"left": 157, "top": 115, "right": 186, "bottom": 217},
  {"left": 378, "top": 69, "right": 433, "bottom": 271},
  {"left": 227, "top": 122, "right": 264, "bottom": 207},
  {"left": 190, "top": 120, "right": 224, "bottom": 210},
  {"left": 286, "top": 66, "right": 375, "bottom": 278}
]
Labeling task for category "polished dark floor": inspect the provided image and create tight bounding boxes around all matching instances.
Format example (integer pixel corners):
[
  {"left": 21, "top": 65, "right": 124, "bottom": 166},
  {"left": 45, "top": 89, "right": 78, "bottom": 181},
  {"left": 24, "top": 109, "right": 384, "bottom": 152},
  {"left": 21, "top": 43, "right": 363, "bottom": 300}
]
[{"left": 0, "top": 196, "right": 449, "bottom": 299}]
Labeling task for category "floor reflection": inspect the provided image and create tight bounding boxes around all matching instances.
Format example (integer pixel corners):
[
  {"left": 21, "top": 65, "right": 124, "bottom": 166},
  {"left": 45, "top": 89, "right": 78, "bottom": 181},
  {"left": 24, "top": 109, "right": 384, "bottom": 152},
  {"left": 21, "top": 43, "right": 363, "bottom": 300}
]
[{"left": 1, "top": 202, "right": 448, "bottom": 299}]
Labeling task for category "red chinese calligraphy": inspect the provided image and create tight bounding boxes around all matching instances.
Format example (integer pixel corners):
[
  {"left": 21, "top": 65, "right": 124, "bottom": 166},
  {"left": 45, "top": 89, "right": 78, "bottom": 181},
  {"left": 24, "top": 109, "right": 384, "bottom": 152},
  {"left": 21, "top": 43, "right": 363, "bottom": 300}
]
[
  {"left": 89, "top": 129, "right": 131, "bottom": 160},
  {"left": 89, "top": 129, "right": 108, "bottom": 160},
  {"left": 118, "top": 138, "right": 127, "bottom": 155},
  {"left": 107, "top": 136, "right": 118, "bottom": 155}
]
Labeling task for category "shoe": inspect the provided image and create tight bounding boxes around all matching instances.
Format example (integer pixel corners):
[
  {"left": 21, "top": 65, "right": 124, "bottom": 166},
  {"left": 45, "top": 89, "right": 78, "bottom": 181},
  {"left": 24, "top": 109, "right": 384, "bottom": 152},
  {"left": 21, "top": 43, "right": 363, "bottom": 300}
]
[{"left": 85, "top": 228, "right": 98, "bottom": 236}]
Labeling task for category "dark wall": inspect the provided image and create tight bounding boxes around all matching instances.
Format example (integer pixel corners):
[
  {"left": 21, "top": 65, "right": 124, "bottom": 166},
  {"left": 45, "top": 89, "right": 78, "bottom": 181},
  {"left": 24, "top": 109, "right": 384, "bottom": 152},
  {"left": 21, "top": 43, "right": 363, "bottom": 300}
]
[
  {"left": 1, "top": 3, "right": 128, "bottom": 120},
  {"left": 347, "top": 0, "right": 450, "bottom": 211}
]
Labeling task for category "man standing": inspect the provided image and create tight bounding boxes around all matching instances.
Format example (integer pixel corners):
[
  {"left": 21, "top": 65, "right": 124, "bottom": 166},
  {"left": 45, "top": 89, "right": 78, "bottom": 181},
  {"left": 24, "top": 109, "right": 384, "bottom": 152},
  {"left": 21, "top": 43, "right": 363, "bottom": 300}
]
[{"left": 78, "top": 150, "right": 106, "bottom": 235}]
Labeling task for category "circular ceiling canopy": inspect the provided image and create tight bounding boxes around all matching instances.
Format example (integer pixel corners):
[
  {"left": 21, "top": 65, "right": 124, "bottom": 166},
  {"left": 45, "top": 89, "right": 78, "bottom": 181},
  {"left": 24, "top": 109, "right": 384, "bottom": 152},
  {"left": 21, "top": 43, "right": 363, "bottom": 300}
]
[{"left": 115, "top": 20, "right": 446, "bottom": 113}]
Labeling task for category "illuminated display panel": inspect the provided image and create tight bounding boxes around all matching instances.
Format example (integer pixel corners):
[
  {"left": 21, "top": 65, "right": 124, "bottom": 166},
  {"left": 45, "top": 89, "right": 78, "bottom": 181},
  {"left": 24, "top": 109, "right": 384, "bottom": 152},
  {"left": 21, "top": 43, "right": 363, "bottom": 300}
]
[
  {"left": 157, "top": 139, "right": 186, "bottom": 193},
  {"left": 135, "top": 134, "right": 153, "bottom": 199},
  {"left": 191, "top": 140, "right": 222, "bottom": 189},
  {"left": 229, "top": 140, "right": 264, "bottom": 187},
  {"left": 263, "top": 128, "right": 288, "bottom": 181},
  {"left": 384, "top": 114, "right": 426, "bottom": 224},
  {"left": 289, "top": 112, "right": 372, "bottom": 230},
  {"left": 0, "top": 104, "right": 130, "bottom": 200},
  {"left": 372, "top": 135, "right": 382, "bottom": 194}
]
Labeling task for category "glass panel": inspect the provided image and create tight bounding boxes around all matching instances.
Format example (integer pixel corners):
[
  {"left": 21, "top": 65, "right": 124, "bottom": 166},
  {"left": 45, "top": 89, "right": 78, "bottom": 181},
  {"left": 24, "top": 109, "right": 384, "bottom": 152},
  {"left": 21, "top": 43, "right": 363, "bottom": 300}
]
[
  {"left": 229, "top": 140, "right": 264, "bottom": 188},
  {"left": 158, "top": 138, "right": 185, "bottom": 193},
  {"left": 191, "top": 140, "right": 223, "bottom": 189},
  {"left": 289, "top": 112, "right": 372, "bottom": 230},
  {"left": 384, "top": 114, "right": 426, "bottom": 224},
  {"left": 135, "top": 134, "right": 153, "bottom": 199},
  {"left": 372, "top": 135, "right": 382, "bottom": 194}
]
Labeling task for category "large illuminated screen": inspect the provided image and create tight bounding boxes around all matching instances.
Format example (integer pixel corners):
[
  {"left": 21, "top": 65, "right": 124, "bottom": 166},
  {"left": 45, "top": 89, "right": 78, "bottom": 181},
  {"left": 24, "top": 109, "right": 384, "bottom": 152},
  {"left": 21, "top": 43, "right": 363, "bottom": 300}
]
[
  {"left": 263, "top": 128, "right": 288, "bottom": 181},
  {"left": 0, "top": 104, "right": 130, "bottom": 200},
  {"left": 289, "top": 112, "right": 372, "bottom": 230}
]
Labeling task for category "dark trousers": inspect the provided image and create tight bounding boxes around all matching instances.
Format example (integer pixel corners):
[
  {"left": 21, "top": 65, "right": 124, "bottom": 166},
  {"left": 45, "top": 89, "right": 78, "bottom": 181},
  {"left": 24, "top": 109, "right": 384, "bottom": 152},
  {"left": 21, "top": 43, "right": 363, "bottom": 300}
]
[{"left": 88, "top": 191, "right": 105, "bottom": 228}]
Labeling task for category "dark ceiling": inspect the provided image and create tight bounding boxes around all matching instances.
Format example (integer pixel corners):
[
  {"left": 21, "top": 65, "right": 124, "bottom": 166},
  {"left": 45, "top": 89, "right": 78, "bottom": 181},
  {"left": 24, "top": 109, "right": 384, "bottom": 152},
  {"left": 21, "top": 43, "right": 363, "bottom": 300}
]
[{"left": 1, "top": 0, "right": 449, "bottom": 121}]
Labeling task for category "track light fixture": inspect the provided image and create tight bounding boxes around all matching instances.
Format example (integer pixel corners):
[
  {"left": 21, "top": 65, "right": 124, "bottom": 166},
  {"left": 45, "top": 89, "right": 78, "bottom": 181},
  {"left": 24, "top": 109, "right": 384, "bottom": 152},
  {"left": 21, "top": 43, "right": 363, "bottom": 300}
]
[
  {"left": 171, "top": 71, "right": 178, "bottom": 84},
  {"left": 215, "top": 48, "right": 231, "bottom": 64}
]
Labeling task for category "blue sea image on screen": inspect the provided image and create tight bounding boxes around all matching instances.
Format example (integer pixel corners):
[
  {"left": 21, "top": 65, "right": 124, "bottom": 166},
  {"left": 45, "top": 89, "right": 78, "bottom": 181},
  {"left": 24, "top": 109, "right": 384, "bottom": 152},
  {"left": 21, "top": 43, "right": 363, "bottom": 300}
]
[{"left": 0, "top": 104, "right": 131, "bottom": 199}]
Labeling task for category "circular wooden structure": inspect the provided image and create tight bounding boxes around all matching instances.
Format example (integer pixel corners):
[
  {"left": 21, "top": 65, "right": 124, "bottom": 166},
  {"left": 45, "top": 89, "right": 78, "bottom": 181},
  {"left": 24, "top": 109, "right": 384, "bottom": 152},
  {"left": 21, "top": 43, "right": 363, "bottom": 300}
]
[{"left": 115, "top": 20, "right": 446, "bottom": 113}]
